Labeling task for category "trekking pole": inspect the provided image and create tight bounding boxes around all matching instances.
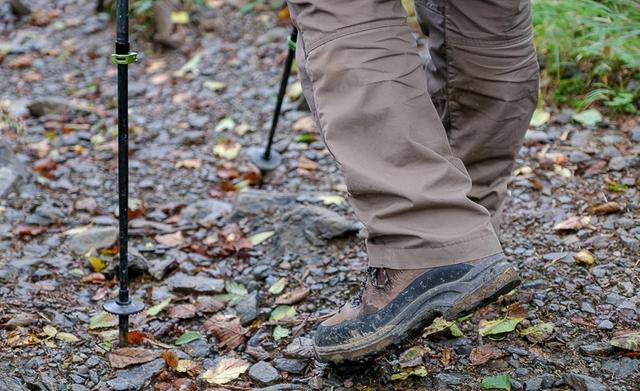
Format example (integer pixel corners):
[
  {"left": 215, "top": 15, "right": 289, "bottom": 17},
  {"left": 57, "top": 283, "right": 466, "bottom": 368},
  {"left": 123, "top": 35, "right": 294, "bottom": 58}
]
[
  {"left": 103, "top": 0, "right": 144, "bottom": 348},
  {"left": 248, "top": 27, "right": 298, "bottom": 171}
]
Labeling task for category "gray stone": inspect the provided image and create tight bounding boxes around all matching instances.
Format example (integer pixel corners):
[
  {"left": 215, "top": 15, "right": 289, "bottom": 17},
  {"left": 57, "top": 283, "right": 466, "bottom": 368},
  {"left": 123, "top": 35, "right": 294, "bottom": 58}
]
[
  {"left": 609, "top": 156, "right": 640, "bottom": 171},
  {"left": 66, "top": 226, "right": 118, "bottom": 255},
  {"left": 525, "top": 374, "right": 556, "bottom": 391},
  {"left": 180, "top": 199, "right": 232, "bottom": 228},
  {"left": 179, "top": 130, "right": 206, "bottom": 145},
  {"left": 235, "top": 290, "right": 258, "bottom": 324},
  {"left": 166, "top": 272, "right": 224, "bottom": 293},
  {"left": 569, "top": 150, "right": 591, "bottom": 163},
  {"left": 434, "top": 373, "right": 470, "bottom": 388},
  {"left": 70, "top": 385, "right": 89, "bottom": 391},
  {"left": 27, "top": 97, "right": 93, "bottom": 117},
  {"left": 602, "top": 357, "right": 639, "bottom": 378},
  {"left": 525, "top": 130, "right": 550, "bottom": 142},
  {"left": 631, "top": 127, "right": 640, "bottom": 142},
  {"left": 188, "top": 113, "right": 210, "bottom": 128},
  {"left": 580, "top": 342, "right": 614, "bottom": 356},
  {"left": 278, "top": 205, "right": 359, "bottom": 246},
  {"left": 182, "top": 338, "right": 211, "bottom": 358},
  {"left": 0, "top": 143, "right": 30, "bottom": 198},
  {"left": 106, "top": 359, "right": 165, "bottom": 390},
  {"left": 597, "top": 319, "right": 614, "bottom": 330},
  {"left": 284, "top": 337, "right": 315, "bottom": 359},
  {"left": 273, "top": 358, "right": 307, "bottom": 374},
  {"left": 563, "top": 373, "right": 607, "bottom": 391},
  {"left": 0, "top": 375, "right": 28, "bottom": 391},
  {"left": 229, "top": 189, "right": 298, "bottom": 222},
  {"left": 601, "top": 134, "right": 624, "bottom": 145},
  {"left": 248, "top": 361, "right": 280, "bottom": 384}
]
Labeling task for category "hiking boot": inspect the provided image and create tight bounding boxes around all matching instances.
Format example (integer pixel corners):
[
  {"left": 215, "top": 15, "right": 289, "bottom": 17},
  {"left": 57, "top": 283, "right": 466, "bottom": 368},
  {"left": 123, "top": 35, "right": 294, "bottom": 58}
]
[{"left": 313, "top": 253, "right": 520, "bottom": 362}]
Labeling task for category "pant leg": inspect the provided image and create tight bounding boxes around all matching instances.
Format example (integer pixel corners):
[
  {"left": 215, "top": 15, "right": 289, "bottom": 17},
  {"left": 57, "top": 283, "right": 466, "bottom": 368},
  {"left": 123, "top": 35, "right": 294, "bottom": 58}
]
[
  {"left": 414, "top": 0, "right": 539, "bottom": 232},
  {"left": 286, "top": 0, "right": 502, "bottom": 269}
]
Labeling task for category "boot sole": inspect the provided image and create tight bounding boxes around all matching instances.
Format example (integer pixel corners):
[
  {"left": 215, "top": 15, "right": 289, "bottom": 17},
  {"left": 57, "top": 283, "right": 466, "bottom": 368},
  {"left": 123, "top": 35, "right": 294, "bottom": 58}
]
[{"left": 314, "top": 256, "right": 521, "bottom": 363}]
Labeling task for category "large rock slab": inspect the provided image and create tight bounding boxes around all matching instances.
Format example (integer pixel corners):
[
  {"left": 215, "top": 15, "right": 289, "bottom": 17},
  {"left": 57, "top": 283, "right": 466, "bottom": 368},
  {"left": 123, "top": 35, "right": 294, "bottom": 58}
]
[
  {"left": 180, "top": 199, "right": 232, "bottom": 228},
  {"left": 65, "top": 226, "right": 118, "bottom": 255},
  {"left": 106, "top": 359, "right": 165, "bottom": 390},
  {"left": 166, "top": 272, "right": 224, "bottom": 293}
]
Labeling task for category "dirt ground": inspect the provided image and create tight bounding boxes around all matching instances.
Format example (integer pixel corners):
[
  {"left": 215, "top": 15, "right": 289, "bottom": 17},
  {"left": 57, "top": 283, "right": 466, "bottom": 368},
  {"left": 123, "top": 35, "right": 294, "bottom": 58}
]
[{"left": 1, "top": 1, "right": 639, "bottom": 390}]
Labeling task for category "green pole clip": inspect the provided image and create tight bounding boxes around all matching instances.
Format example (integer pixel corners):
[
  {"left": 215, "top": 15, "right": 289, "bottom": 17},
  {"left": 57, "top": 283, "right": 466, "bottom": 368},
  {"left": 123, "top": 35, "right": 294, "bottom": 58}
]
[
  {"left": 287, "top": 37, "right": 296, "bottom": 51},
  {"left": 111, "top": 52, "right": 138, "bottom": 65}
]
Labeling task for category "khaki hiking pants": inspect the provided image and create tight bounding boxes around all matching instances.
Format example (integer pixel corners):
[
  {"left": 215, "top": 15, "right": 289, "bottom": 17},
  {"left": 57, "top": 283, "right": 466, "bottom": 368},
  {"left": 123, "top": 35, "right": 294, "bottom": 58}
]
[{"left": 286, "top": 0, "right": 539, "bottom": 269}]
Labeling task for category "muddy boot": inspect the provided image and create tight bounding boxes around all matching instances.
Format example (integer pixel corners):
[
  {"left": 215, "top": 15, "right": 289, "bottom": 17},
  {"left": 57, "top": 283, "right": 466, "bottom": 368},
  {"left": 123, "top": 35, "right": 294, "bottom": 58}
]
[{"left": 313, "top": 253, "right": 520, "bottom": 362}]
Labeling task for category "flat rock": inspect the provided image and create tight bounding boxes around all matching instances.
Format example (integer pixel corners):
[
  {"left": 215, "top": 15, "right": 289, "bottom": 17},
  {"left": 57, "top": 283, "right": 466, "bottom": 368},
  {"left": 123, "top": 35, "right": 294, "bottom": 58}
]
[
  {"left": 275, "top": 205, "right": 359, "bottom": 249},
  {"left": 434, "top": 373, "right": 471, "bottom": 388},
  {"left": 229, "top": 189, "right": 298, "bottom": 222},
  {"left": 284, "top": 337, "right": 315, "bottom": 359},
  {"left": 563, "top": 373, "right": 607, "bottom": 391},
  {"left": 0, "top": 142, "right": 30, "bottom": 198},
  {"left": 106, "top": 359, "right": 165, "bottom": 390},
  {"left": 180, "top": 199, "right": 232, "bottom": 228},
  {"left": 0, "top": 375, "right": 28, "bottom": 391},
  {"left": 579, "top": 342, "right": 613, "bottom": 356},
  {"left": 273, "top": 358, "right": 307, "bottom": 374},
  {"left": 602, "top": 357, "right": 639, "bottom": 378},
  {"left": 27, "top": 97, "right": 93, "bottom": 117},
  {"left": 166, "top": 272, "right": 224, "bottom": 293},
  {"left": 66, "top": 226, "right": 118, "bottom": 255},
  {"left": 248, "top": 361, "right": 280, "bottom": 384},
  {"left": 235, "top": 290, "right": 258, "bottom": 324}
]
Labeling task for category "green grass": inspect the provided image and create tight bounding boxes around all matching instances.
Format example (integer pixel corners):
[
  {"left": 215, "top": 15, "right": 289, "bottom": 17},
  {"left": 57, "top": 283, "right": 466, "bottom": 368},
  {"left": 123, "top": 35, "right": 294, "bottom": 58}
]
[{"left": 532, "top": 0, "right": 640, "bottom": 113}]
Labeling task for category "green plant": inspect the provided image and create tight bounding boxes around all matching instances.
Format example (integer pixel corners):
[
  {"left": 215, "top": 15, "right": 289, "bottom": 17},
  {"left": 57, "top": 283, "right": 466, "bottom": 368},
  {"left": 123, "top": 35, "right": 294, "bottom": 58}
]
[{"left": 532, "top": 0, "right": 640, "bottom": 113}]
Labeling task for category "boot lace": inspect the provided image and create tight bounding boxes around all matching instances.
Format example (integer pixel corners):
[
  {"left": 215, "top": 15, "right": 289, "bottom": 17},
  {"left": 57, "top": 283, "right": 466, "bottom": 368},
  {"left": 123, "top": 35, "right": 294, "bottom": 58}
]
[{"left": 350, "top": 267, "right": 389, "bottom": 306}]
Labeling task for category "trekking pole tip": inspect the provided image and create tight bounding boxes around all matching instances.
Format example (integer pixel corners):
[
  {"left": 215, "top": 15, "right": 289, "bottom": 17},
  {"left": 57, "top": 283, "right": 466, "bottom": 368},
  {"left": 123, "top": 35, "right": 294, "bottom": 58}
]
[{"left": 247, "top": 146, "right": 283, "bottom": 171}]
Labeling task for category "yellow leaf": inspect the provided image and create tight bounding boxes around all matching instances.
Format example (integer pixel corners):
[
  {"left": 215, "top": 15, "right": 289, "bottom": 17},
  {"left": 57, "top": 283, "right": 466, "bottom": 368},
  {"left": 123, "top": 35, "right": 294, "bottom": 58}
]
[
  {"left": 88, "top": 256, "right": 106, "bottom": 272},
  {"left": 171, "top": 11, "right": 189, "bottom": 24},
  {"left": 43, "top": 325, "right": 58, "bottom": 338},
  {"left": 202, "top": 357, "right": 250, "bottom": 385},
  {"left": 213, "top": 141, "right": 241, "bottom": 160}
]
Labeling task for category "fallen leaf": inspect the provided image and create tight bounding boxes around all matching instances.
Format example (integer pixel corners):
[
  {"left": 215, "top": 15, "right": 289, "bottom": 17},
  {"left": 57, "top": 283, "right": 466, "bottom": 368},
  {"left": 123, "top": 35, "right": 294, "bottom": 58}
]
[
  {"left": 109, "top": 348, "right": 158, "bottom": 369},
  {"left": 479, "top": 317, "right": 523, "bottom": 337},
  {"left": 273, "top": 325, "right": 290, "bottom": 341},
  {"left": 168, "top": 304, "right": 197, "bottom": 319},
  {"left": 176, "top": 359, "right": 200, "bottom": 374},
  {"left": 215, "top": 117, "right": 236, "bottom": 133},
  {"left": 529, "top": 109, "right": 550, "bottom": 127},
  {"left": 213, "top": 140, "right": 241, "bottom": 160},
  {"left": 423, "top": 316, "right": 462, "bottom": 337},
  {"left": 591, "top": 201, "right": 623, "bottom": 215},
  {"left": 156, "top": 231, "right": 185, "bottom": 247},
  {"left": 174, "top": 51, "right": 202, "bottom": 77},
  {"left": 268, "top": 278, "right": 287, "bottom": 295},
  {"left": 440, "top": 346, "right": 452, "bottom": 366},
  {"left": 470, "top": 344, "right": 506, "bottom": 366},
  {"left": 161, "top": 350, "right": 179, "bottom": 369},
  {"left": 43, "top": 325, "right": 58, "bottom": 338},
  {"left": 56, "top": 332, "right": 80, "bottom": 343},
  {"left": 195, "top": 296, "right": 226, "bottom": 313},
  {"left": 318, "top": 195, "right": 345, "bottom": 206},
  {"left": 275, "top": 286, "right": 310, "bottom": 305},
  {"left": 399, "top": 346, "right": 426, "bottom": 368},
  {"left": 89, "top": 311, "right": 118, "bottom": 330},
  {"left": 175, "top": 331, "right": 202, "bottom": 346},
  {"left": 298, "top": 156, "right": 319, "bottom": 171},
  {"left": 287, "top": 81, "right": 303, "bottom": 100},
  {"left": 82, "top": 272, "right": 106, "bottom": 284},
  {"left": 8, "top": 54, "right": 34, "bottom": 69},
  {"left": 88, "top": 256, "right": 106, "bottom": 272},
  {"left": 248, "top": 231, "right": 274, "bottom": 246},
  {"left": 519, "top": 322, "right": 555, "bottom": 343},
  {"left": 147, "top": 298, "right": 172, "bottom": 316},
  {"left": 553, "top": 216, "right": 591, "bottom": 232},
  {"left": 574, "top": 250, "right": 595, "bottom": 266},
  {"left": 390, "top": 366, "right": 428, "bottom": 381},
  {"left": 213, "top": 280, "right": 249, "bottom": 306},
  {"left": 171, "top": 11, "right": 189, "bottom": 24},
  {"left": 7, "top": 327, "right": 41, "bottom": 347},
  {"left": 203, "top": 314, "right": 248, "bottom": 351},
  {"left": 610, "top": 332, "right": 640, "bottom": 352},
  {"left": 201, "top": 357, "right": 250, "bottom": 385},
  {"left": 292, "top": 116, "right": 319, "bottom": 133},
  {"left": 128, "top": 330, "right": 147, "bottom": 344},
  {"left": 481, "top": 373, "right": 512, "bottom": 390},
  {"left": 270, "top": 305, "right": 297, "bottom": 321},
  {"left": 14, "top": 224, "right": 48, "bottom": 237},
  {"left": 175, "top": 159, "right": 202, "bottom": 169},
  {"left": 204, "top": 80, "right": 227, "bottom": 92},
  {"left": 572, "top": 108, "right": 602, "bottom": 126}
]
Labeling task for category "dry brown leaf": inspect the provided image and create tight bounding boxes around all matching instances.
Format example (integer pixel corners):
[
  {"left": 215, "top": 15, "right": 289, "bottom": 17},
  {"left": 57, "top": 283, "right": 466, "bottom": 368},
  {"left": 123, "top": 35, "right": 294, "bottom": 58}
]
[
  {"left": 574, "top": 250, "right": 595, "bottom": 266},
  {"left": 156, "top": 231, "right": 185, "bottom": 247},
  {"left": 469, "top": 344, "right": 506, "bottom": 366},
  {"left": 553, "top": 216, "right": 591, "bottom": 232},
  {"left": 108, "top": 348, "right": 158, "bottom": 369},
  {"left": 81, "top": 273, "right": 106, "bottom": 284},
  {"left": 440, "top": 346, "right": 452, "bottom": 366},
  {"left": 195, "top": 296, "right": 226, "bottom": 313},
  {"left": 161, "top": 350, "right": 179, "bottom": 369},
  {"left": 591, "top": 201, "right": 623, "bottom": 215},
  {"left": 297, "top": 156, "right": 320, "bottom": 171},
  {"left": 175, "top": 159, "right": 203, "bottom": 169},
  {"left": 8, "top": 54, "right": 34, "bottom": 69},
  {"left": 203, "top": 314, "right": 247, "bottom": 351},
  {"left": 292, "top": 116, "right": 319, "bottom": 133},
  {"left": 168, "top": 304, "right": 197, "bottom": 319},
  {"left": 127, "top": 330, "right": 147, "bottom": 345},
  {"left": 275, "top": 287, "right": 310, "bottom": 305}
]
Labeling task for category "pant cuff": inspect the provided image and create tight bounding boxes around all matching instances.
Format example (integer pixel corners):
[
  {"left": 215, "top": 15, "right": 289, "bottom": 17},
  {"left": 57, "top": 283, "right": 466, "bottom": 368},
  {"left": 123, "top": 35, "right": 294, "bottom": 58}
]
[{"left": 366, "top": 231, "right": 503, "bottom": 270}]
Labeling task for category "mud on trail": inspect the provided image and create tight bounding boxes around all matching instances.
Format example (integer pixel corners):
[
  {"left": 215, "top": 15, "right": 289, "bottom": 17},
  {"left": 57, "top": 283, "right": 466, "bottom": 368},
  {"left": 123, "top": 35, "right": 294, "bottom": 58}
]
[{"left": 1, "top": 1, "right": 639, "bottom": 390}]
